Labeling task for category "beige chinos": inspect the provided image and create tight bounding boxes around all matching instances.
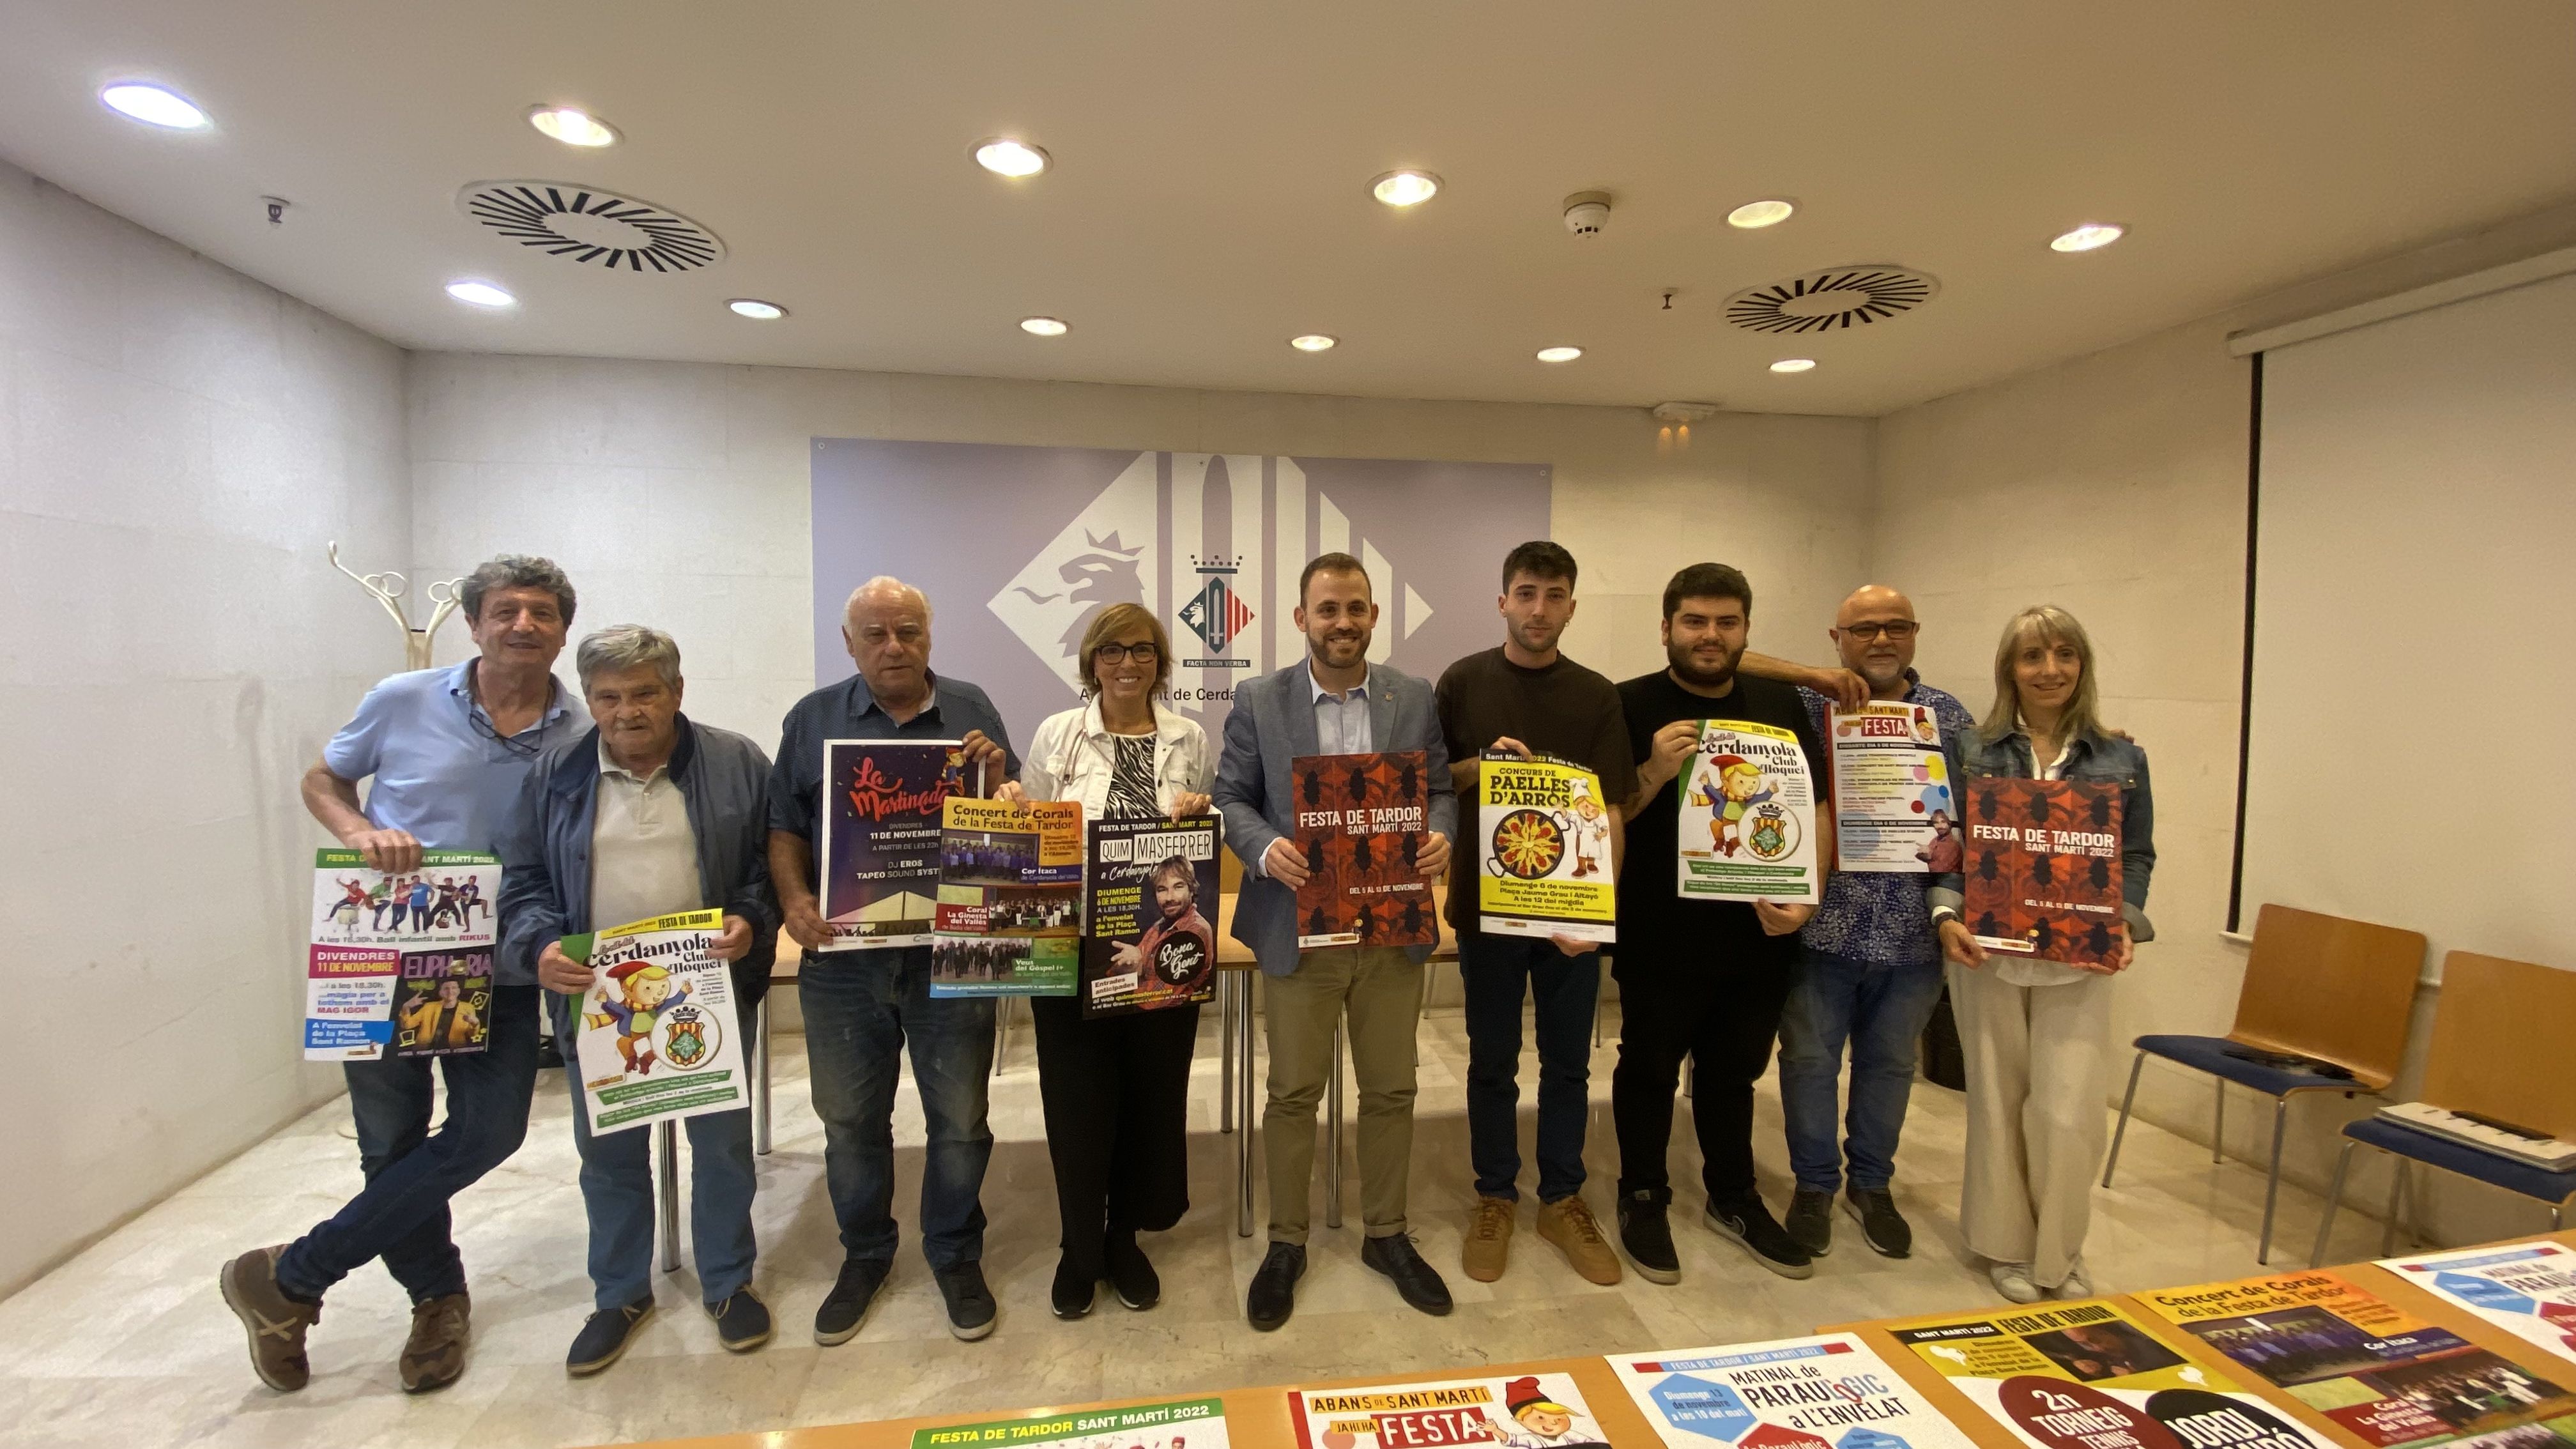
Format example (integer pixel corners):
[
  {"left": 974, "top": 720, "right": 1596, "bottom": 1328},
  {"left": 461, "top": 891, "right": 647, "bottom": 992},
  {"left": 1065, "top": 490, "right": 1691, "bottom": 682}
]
[
  {"left": 1949, "top": 962, "right": 2115, "bottom": 1290},
  {"left": 1262, "top": 946, "right": 1423, "bottom": 1245}
]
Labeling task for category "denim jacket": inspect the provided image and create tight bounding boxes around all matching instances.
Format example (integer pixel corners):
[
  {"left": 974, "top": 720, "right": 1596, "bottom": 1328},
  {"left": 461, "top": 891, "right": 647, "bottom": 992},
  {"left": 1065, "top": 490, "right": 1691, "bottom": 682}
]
[{"left": 1927, "top": 724, "right": 2157, "bottom": 944}]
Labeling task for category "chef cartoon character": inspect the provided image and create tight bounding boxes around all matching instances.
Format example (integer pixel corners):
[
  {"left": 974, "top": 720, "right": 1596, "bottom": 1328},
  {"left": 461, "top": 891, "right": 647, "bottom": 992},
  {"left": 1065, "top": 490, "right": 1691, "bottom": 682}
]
[
  {"left": 1691, "top": 753, "right": 1773, "bottom": 857},
  {"left": 1489, "top": 1377, "right": 1610, "bottom": 1449},
  {"left": 1563, "top": 778, "right": 1610, "bottom": 879},
  {"left": 585, "top": 958, "right": 693, "bottom": 1075}
]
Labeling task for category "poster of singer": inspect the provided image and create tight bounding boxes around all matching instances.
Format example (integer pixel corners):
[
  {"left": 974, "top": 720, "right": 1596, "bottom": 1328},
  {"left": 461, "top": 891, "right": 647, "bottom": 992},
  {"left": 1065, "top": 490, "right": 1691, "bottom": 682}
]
[
  {"left": 1081, "top": 815, "right": 1222, "bottom": 1018},
  {"left": 1291, "top": 750, "right": 1437, "bottom": 949},
  {"left": 818, "top": 739, "right": 969, "bottom": 949}
]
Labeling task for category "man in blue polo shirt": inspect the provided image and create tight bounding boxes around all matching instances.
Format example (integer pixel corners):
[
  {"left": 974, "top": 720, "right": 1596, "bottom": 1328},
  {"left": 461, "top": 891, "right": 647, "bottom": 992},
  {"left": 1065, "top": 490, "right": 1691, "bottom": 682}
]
[
  {"left": 769, "top": 576, "right": 1016, "bottom": 1347},
  {"left": 220, "top": 556, "right": 587, "bottom": 1395}
]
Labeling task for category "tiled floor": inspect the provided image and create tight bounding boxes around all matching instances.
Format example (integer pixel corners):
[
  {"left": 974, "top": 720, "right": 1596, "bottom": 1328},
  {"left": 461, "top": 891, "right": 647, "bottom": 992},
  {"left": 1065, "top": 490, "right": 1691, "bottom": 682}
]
[{"left": 0, "top": 1000, "right": 2409, "bottom": 1448}]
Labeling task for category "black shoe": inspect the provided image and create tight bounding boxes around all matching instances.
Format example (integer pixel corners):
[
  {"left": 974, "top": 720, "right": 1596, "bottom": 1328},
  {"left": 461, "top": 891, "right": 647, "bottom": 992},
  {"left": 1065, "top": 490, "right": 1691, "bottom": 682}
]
[
  {"left": 935, "top": 1262, "right": 998, "bottom": 1341},
  {"left": 1246, "top": 1242, "right": 1304, "bottom": 1331},
  {"left": 1050, "top": 1255, "right": 1096, "bottom": 1319},
  {"left": 1105, "top": 1232, "right": 1160, "bottom": 1311},
  {"left": 1843, "top": 1187, "right": 1914, "bottom": 1259},
  {"left": 1360, "top": 1233, "right": 1453, "bottom": 1317},
  {"left": 534, "top": 1034, "right": 565, "bottom": 1071},
  {"left": 706, "top": 1287, "right": 772, "bottom": 1353},
  {"left": 566, "top": 1297, "right": 654, "bottom": 1377},
  {"left": 813, "top": 1257, "right": 889, "bottom": 1347},
  {"left": 1785, "top": 1188, "right": 1835, "bottom": 1259},
  {"left": 1705, "top": 1192, "right": 1816, "bottom": 1279},
  {"left": 1618, "top": 1188, "right": 1680, "bottom": 1285}
]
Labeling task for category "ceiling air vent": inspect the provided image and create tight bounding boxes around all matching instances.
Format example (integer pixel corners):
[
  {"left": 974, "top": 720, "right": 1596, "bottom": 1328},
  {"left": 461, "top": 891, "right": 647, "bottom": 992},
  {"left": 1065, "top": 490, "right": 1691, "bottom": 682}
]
[
  {"left": 1724, "top": 265, "right": 1938, "bottom": 333},
  {"left": 456, "top": 181, "right": 726, "bottom": 273}
]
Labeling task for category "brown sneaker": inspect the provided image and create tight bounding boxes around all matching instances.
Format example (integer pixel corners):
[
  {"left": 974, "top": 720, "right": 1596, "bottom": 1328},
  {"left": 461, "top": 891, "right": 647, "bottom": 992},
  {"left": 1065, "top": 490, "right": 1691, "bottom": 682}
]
[
  {"left": 399, "top": 1292, "right": 471, "bottom": 1393},
  {"left": 1462, "top": 1196, "right": 1515, "bottom": 1282},
  {"left": 1537, "top": 1195, "right": 1623, "bottom": 1285},
  {"left": 220, "top": 1245, "right": 319, "bottom": 1392}
]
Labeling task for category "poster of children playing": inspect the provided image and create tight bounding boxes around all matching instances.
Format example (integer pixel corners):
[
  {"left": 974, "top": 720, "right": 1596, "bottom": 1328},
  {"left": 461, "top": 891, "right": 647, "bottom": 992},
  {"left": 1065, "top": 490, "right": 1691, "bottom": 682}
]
[
  {"left": 564, "top": 908, "right": 746, "bottom": 1134},
  {"left": 303, "top": 848, "right": 500, "bottom": 1061}
]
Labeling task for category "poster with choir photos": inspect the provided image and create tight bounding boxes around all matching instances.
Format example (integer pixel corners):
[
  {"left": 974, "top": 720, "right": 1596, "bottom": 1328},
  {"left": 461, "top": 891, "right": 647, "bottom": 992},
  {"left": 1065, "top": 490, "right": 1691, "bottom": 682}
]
[
  {"left": 1478, "top": 752, "right": 1616, "bottom": 944},
  {"left": 1828, "top": 702, "right": 1958, "bottom": 873},
  {"left": 563, "top": 908, "right": 747, "bottom": 1135},
  {"left": 1289, "top": 1370, "right": 1611, "bottom": 1449},
  {"left": 1676, "top": 721, "right": 1821, "bottom": 905},
  {"left": 1080, "top": 815, "right": 1222, "bottom": 1018},
  {"left": 2381, "top": 1243, "right": 2576, "bottom": 1369},
  {"left": 1961, "top": 778, "right": 2124, "bottom": 966},
  {"left": 818, "top": 739, "right": 969, "bottom": 949},
  {"left": 931, "top": 795, "right": 1082, "bottom": 996},
  {"left": 1609, "top": 1333, "right": 1980, "bottom": 1449},
  {"left": 1291, "top": 750, "right": 1438, "bottom": 949},
  {"left": 305, "top": 848, "right": 499, "bottom": 1061}
]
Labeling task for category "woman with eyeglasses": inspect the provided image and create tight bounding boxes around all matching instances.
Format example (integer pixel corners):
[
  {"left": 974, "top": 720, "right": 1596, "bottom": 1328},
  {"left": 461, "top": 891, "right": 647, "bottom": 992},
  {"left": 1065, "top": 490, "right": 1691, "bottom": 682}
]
[{"left": 999, "top": 604, "right": 1215, "bottom": 1319}]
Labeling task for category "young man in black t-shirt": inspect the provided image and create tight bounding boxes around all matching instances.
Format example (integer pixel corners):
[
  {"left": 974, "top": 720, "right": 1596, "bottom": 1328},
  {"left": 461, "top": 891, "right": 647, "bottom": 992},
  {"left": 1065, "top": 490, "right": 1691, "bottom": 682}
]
[
  {"left": 1436, "top": 542, "right": 1636, "bottom": 1289},
  {"left": 1612, "top": 562, "right": 1832, "bottom": 1282}
]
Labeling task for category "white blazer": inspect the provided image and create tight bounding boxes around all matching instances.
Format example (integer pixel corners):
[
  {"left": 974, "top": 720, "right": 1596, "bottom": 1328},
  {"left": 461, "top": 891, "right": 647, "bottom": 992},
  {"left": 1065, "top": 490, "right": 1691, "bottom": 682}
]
[{"left": 1020, "top": 700, "right": 1215, "bottom": 816}]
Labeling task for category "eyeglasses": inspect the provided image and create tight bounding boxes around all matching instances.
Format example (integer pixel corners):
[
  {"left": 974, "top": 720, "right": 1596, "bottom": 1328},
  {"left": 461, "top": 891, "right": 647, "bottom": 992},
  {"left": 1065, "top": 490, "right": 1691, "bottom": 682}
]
[
  {"left": 1839, "top": 621, "right": 1919, "bottom": 642},
  {"left": 1094, "top": 642, "right": 1162, "bottom": 664},
  {"left": 468, "top": 707, "right": 545, "bottom": 758}
]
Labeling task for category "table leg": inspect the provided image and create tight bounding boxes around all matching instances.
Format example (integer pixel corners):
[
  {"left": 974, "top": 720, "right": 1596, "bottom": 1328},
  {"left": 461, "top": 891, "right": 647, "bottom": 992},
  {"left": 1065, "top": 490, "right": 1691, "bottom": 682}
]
[
  {"left": 1220, "top": 973, "right": 1237, "bottom": 1135},
  {"left": 1237, "top": 972, "right": 1257, "bottom": 1238},
  {"left": 752, "top": 995, "right": 772, "bottom": 1156},
  {"left": 656, "top": 1119, "right": 680, "bottom": 1273}
]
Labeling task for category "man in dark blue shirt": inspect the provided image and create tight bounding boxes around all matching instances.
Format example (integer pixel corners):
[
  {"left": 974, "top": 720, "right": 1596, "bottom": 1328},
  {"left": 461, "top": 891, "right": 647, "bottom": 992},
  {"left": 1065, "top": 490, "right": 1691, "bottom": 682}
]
[{"left": 767, "top": 577, "right": 1016, "bottom": 1346}]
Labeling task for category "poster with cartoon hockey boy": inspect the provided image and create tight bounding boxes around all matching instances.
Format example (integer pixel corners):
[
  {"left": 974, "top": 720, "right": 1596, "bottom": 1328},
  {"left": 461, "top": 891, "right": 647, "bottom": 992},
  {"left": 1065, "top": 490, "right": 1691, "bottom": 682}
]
[
  {"left": 1676, "top": 721, "right": 1821, "bottom": 905},
  {"left": 562, "top": 908, "right": 747, "bottom": 1135}
]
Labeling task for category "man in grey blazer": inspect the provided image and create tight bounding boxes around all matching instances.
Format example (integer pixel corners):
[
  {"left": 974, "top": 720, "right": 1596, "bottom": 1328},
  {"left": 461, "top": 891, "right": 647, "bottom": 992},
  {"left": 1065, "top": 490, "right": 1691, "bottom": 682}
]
[{"left": 1213, "top": 551, "right": 1457, "bottom": 1331}]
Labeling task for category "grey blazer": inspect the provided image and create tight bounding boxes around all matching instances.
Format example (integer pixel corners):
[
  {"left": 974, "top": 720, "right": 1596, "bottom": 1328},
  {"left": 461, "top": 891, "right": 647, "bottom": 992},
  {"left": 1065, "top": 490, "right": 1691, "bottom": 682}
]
[{"left": 1212, "top": 660, "right": 1457, "bottom": 975}]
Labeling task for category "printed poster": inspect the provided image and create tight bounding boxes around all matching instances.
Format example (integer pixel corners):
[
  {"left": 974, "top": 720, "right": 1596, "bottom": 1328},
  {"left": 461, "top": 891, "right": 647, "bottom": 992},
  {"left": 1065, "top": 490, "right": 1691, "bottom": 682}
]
[
  {"left": 818, "top": 739, "right": 969, "bottom": 950},
  {"left": 305, "top": 848, "right": 499, "bottom": 1061},
  {"left": 1290, "top": 1372, "right": 1611, "bottom": 1449},
  {"left": 1891, "top": 1300, "right": 2336, "bottom": 1449},
  {"left": 931, "top": 796, "right": 1082, "bottom": 996},
  {"left": 1962, "top": 778, "right": 2125, "bottom": 967},
  {"left": 563, "top": 909, "right": 746, "bottom": 1134},
  {"left": 1292, "top": 750, "right": 1439, "bottom": 949},
  {"left": 1479, "top": 752, "right": 1616, "bottom": 944},
  {"left": 2136, "top": 1270, "right": 2576, "bottom": 1448},
  {"left": 2381, "top": 1243, "right": 2576, "bottom": 1369},
  {"left": 1676, "top": 721, "right": 1821, "bottom": 905},
  {"left": 1080, "top": 815, "right": 1222, "bottom": 1018},
  {"left": 1829, "top": 703, "right": 1958, "bottom": 873},
  {"left": 1609, "top": 1333, "right": 1980, "bottom": 1449},
  {"left": 910, "top": 1397, "right": 1228, "bottom": 1449}
]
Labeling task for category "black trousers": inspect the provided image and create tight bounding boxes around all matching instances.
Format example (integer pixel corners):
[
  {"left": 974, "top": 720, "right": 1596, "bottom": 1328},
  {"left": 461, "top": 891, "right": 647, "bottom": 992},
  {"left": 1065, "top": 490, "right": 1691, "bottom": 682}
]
[
  {"left": 1611, "top": 943, "right": 1795, "bottom": 1204},
  {"left": 1031, "top": 995, "right": 1200, "bottom": 1275}
]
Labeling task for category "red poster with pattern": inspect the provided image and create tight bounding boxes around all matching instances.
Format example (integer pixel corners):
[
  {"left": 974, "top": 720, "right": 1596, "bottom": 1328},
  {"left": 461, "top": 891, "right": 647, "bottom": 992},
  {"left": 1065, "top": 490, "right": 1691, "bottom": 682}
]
[
  {"left": 1963, "top": 778, "right": 2124, "bottom": 966},
  {"left": 1291, "top": 751, "right": 1437, "bottom": 950}
]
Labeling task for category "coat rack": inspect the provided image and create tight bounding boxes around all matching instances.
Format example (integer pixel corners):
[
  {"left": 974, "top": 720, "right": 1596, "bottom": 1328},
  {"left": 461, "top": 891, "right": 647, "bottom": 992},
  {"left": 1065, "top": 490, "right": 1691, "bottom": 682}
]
[{"left": 329, "top": 542, "right": 466, "bottom": 671}]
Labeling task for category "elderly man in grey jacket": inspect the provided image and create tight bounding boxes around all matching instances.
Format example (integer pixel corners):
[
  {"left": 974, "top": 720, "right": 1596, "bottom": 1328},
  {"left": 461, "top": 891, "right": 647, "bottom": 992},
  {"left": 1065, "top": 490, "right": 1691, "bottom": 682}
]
[{"left": 1213, "top": 552, "right": 1455, "bottom": 1332}]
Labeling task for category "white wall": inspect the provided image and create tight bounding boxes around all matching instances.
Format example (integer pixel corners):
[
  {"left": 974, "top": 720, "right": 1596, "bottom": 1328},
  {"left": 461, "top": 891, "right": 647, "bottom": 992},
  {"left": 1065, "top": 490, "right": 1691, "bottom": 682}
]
[{"left": 0, "top": 162, "right": 412, "bottom": 1294}]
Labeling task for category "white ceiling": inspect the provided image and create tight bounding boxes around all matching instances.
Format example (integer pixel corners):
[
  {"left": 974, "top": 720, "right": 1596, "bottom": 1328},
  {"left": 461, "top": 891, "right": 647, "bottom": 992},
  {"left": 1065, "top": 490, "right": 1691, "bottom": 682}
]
[{"left": 3, "top": 1, "right": 2572, "bottom": 417}]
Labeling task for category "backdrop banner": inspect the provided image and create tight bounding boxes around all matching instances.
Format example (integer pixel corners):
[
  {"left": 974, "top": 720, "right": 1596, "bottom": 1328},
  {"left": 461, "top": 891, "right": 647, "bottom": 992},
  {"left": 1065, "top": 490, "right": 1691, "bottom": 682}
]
[{"left": 811, "top": 440, "right": 1551, "bottom": 744}]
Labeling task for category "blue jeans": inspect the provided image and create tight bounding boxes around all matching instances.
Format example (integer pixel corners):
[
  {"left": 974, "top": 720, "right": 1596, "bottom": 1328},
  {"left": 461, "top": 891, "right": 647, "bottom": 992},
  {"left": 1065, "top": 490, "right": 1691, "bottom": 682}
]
[
  {"left": 1777, "top": 947, "right": 1946, "bottom": 1193},
  {"left": 799, "top": 947, "right": 995, "bottom": 1270},
  {"left": 1462, "top": 931, "right": 1600, "bottom": 1203},
  {"left": 277, "top": 986, "right": 542, "bottom": 1302},
  {"left": 548, "top": 995, "right": 758, "bottom": 1310}
]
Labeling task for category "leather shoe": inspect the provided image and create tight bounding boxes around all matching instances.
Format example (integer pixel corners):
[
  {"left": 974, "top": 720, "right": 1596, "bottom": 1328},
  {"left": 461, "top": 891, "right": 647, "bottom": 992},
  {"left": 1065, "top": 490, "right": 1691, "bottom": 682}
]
[
  {"left": 1361, "top": 1232, "right": 1453, "bottom": 1316},
  {"left": 1246, "top": 1241, "right": 1304, "bottom": 1331}
]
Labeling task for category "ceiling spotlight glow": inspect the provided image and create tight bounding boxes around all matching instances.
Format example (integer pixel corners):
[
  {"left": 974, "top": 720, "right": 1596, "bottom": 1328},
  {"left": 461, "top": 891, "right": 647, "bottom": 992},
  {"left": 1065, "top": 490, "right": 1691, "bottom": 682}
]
[
  {"left": 1020, "top": 316, "right": 1069, "bottom": 337},
  {"left": 528, "top": 106, "right": 618, "bottom": 147},
  {"left": 1289, "top": 334, "right": 1337, "bottom": 352},
  {"left": 728, "top": 299, "right": 786, "bottom": 319},
  {"left": 100, "top": 82, "right": 208, "bottom": 130},
  {"left": 1726, "top": 198, "right": 1795, "bottom": 229},
  {"left": 1535, "top": 346, "right": 1583, "bottom": 364},
  {"left": 1371, "top": 170, "right": 1441, "bottom": 207},
  {"left": 1770, "top": 358, "right": 1816, "bottom": 373},
  {"left": 445, "top": 280, "right": 516, "bottom": 309},
  {"left": 974, "top": 139, "right": 1051, "bottom": 178},
  {"left": 2050, "top": 222, "right": 2126, "bottom": 253}
]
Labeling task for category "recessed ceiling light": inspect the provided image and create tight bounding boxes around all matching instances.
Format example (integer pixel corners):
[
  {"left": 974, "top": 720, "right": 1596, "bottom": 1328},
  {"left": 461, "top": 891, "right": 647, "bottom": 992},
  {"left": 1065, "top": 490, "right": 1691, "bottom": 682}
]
[
  {"left": 528, "top": 105, "right": 618, "bottom": 147},
  {"left": 1770, "top": 358, "right": 1816, "bottom": 373},
  {"left": 100, "top": 82, "right": 208, "bottom": 130},
  {"left": 1535, "top": 346, "right": 1583, "bottom": 364},
  {"left": 974, "top": 139, "right": 1051, "bottom": 178},
  {"left": 1020, "top": 316, "right": 1069, "bottom": 337},
  {"left": 728, "top": 299, "right": 786, "bottom": 320},
  {"left": 1726, "top": 199, "right": 1795, "bottom": 229},
  {"left": 1371, "top": 170, "right": 1441, "bottom": 208},
  {"left": 2050, "top": 222, "right": 2126, "bottom": 253},
  {"left": 445, "top": 280, "right": 516, "bottom": 309},
  {"left": 1289, "top": 334, "right": 1337, "bottom": 352}
]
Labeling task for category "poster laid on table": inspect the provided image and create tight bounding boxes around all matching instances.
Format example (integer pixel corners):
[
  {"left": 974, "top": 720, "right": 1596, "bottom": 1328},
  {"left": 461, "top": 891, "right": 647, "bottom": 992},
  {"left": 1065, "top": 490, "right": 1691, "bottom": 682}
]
[
  {"left": 1828, "top": 702, "right": 1957, "bottom": 873},
  {"left": 1961, "top": 779, "right": 2124, "bottom": 966},
  {"left": 1080, "top": 815, "right": 1222, "bottom": 1017},
  {"left": 1890, "top": 1300, "right": 2335, "bottom": 1449},
  {"left": 911, "top": 1398, "right": 1229, "bottom": 1449},
  {"left": 1676, "top": 721, "right": 1821, "bottom": 905},
  {"left": 562, "top": 909, "right": 746, "bottom": 1134},
  {"left": 1479, "top": 752, "right": 1616, "bottom": 943},
  {"left": 2135, "top": 1269, "right": 2576, "bottom": 1448},
  {"left": 818, "top": 739, "right": 969, "bottom": 950},
  {"left": 305, "top": 848, "right": 499, "bottom": 1061},
  {"left": 1291, "top": 750, "right": 1438, "bottom": 949},
  {"left": 931, "top": 796, "right": 1082, "bottom": 997},
  {"left": 1609, "top": 1333, "right": 1979, "bottom": 1449},
  {"left": 2381, "top": 1243, "right": 2576, "bottom": 1368},
  {"left": 1290, "top": 1372, "right": 1611, "bottom": 1449}
]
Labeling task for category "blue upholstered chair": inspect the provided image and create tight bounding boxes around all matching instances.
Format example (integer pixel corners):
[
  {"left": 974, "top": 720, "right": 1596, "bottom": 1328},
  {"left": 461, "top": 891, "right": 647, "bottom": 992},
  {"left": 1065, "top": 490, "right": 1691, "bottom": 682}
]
[{"left": 2102, "top": 904, "right": 2426, "bottom": 1264}]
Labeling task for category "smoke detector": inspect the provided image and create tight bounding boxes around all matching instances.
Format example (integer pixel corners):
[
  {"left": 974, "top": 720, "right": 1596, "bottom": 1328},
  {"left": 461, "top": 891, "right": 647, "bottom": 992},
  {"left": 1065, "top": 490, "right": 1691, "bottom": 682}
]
[
  {"left": 457, "top": 181, "right": 726, "bottom": 273},
  {"left": 1652, "top": 402, "right": 1720, "bottom": 425},
  {"left": 1562, "top": 190, "right": 1612, "bottom": 236},
  {"left": 1724, "top": 264, "right": 1938, "bottom": 333}
]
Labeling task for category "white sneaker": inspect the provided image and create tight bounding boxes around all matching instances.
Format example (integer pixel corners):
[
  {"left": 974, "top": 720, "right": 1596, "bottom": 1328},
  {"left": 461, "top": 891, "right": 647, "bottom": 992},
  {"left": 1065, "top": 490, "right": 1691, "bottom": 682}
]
[
  {"left": 2053, "top": 1259, "right": 2094, "bottom": 1300},
  {"left": 1990, "top": 1261, "right": 2042, "bottom": 1304}
]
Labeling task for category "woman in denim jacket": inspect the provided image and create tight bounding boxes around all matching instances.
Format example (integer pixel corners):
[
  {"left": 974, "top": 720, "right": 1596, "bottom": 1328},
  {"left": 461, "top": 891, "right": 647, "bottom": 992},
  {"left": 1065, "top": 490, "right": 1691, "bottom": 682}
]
[{"left": 1926, "top": 605, "right": 2154, "bottom": 1305}]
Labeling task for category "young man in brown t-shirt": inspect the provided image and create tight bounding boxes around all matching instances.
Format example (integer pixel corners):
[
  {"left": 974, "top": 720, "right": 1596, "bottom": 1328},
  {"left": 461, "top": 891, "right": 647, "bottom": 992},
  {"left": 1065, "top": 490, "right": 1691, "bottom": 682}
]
[{"left": 1434, "top": 541, "right": 1635, "bottom": 1287}]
